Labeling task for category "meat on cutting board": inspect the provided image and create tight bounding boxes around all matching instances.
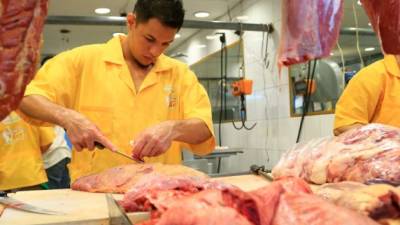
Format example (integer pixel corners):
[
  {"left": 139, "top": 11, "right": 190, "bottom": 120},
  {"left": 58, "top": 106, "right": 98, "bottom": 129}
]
[
  {"left": 0, "top": 0, "right": 48, "bottom": 120},
  {"left": 121, "top": 174, "right": 236, "bottom": 213},
  {"left": 71, "top": 163, "right": 208, "bottom": 193},
  {"left": 315, "top": 181, "right": 400, "bottom": 222},
  {"left": 360, "top": 0, "right": 400, "bottom": 54},
  {"left": 272, "top": 124, "right": 400, "bottom": 185},
  {"left": 131, "top": 177, "right": 378, "bottom": 225},
  {"left": 278, "top": 0, "right": 344, "bottom": 66}
]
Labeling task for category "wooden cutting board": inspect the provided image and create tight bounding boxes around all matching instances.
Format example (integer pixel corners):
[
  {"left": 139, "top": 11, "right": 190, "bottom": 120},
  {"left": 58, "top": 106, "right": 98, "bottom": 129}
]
[{"left": 0, "top": 175, "right": 270, "bottom": 225}]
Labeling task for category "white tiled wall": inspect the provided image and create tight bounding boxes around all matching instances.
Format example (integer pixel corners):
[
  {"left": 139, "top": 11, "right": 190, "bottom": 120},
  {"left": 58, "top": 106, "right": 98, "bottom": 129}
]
[{"left": 176, "top": 0, "right": 336, "bottom": 173}]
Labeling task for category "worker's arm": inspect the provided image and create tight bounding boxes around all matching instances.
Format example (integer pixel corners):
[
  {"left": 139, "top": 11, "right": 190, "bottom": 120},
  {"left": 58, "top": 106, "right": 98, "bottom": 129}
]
[
  {"left": 132, "top": 118, "right": 211, "bottom": 159},
  {"left": 333, "top": 123, "right": 363, "bottom": 136},
  {"left": 19, "top": 95, "right": 117, "bottom": 151}
]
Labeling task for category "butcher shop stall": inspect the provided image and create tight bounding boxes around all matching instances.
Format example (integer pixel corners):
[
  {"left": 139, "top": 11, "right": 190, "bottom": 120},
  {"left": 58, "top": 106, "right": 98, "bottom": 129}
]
[{"left": 1, "top": 0, "right": 400, "bottom": 225}]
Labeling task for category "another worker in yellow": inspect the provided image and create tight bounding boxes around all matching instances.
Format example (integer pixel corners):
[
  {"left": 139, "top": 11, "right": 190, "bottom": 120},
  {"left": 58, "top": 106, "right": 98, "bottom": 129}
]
[
  {"left": 18, "top": 0, "right": 215, "bottom": 182},
  {"left": 0, "top": 112, "right": 54, "bottom": 191},
  {"left": 334, "top": 55, "right": 400, "bottom": 135}
]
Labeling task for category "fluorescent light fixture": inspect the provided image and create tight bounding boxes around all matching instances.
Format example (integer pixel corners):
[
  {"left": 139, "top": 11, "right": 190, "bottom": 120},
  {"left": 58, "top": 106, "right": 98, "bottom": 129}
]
[
  {"left": 206, "top": 34, "right": 218, "bottom": 40},
  {"left": 175, "top": 33, "right": 181, "bottom": 39},
  {"left": 368, "top": 22, "right": 371, "bottom": 26},
  {"left": 194, "top": 44, "right": 207, "bottom": 49},
  {"left": 212, "top": 20, "right": 222, "bottom": 23},
  {"left": 348, "top": 27, "right": 357, "bottom": 30},
  {"left": 365, "top": 47, "right": 375, "bottom": 52},
  {"left": 357, "top": 0, "right": 362, "bottom": 5},
  {"left": 330, "top": 52, "right": 334, "bottom": 56},
  {"left": 95, "top": 8, "right": 111, "bottom": 15},
  {"left": 236, "top": 15, "right": 249, "bottom": 21},
  {"left": 194, "top": 11, "right": 210, "bottom": 18},
  {"left": 112, "top": 32, "right": 125, "bottom": 37}
]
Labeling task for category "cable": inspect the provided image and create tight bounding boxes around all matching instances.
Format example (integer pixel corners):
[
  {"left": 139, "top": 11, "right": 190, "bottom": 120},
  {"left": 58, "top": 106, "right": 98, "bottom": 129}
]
[
  {"left": 217, "top": 33, "right": 227, "bottom": 146},
  {"left": 352, "top": 0, "right": 365, "bottom": 68},
  {"left": 296, "top": 60, "right": 317, "bottom": 143},
  {"left": 337, "top": 41, "right": 346, "bottom": 88}
]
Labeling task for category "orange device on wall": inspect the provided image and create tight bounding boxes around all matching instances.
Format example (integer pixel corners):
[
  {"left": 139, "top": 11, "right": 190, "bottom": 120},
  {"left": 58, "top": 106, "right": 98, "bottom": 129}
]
[{"left": 231, "top": 79, "right": 253, "bottom": 96}]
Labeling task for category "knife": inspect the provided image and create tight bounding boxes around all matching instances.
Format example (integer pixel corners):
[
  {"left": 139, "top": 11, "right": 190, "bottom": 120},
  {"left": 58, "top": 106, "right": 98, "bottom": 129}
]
[
  {"left": 95, "top": 142, "right": 144, "bottom": 163},
  {"left": 250, "top": 164, "right": 274, "bottom": 181},
  {"left": 0, "top": 191, "right": 64, "bottom": 215},
  {"left": 106, "top": 194, "right": 135, "bottom": 225}
]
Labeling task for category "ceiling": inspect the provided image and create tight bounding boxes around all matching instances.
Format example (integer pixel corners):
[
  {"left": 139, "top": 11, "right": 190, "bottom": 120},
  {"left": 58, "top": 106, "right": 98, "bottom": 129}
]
[
  {"left": 42, "top": 0, "right": 242, "bottom": 55},
  {"left": 41, "top": 0, "right": 382, "bottom": 64}
]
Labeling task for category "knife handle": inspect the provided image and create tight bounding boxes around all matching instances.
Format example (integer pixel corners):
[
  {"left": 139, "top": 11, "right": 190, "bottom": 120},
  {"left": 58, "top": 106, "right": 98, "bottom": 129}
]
[
  {"left": 94, "top": 142, "right": 105, "bottom": 149},
  {"left": 0, "top": 191, "right": 7, "bottom": 197}
]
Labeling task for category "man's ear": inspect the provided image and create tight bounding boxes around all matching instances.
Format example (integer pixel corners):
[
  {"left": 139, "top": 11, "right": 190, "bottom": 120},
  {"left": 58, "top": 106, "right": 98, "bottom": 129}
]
[{"left": 126, "top": 12, "right": 136, "bottom": 30}]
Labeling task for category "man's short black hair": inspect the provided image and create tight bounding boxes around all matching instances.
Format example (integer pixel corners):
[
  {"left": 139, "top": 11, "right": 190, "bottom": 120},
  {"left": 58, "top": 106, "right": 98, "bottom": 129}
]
[{"left": 133, "top": 0, "right": 185, "bottom": 31}]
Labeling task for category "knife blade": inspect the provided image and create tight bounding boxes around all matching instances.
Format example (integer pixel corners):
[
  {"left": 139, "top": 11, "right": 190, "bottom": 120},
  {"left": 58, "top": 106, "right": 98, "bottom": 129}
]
[
  {"left": 0, "top": 191, "right": 64, "bottom": 215},
  {"left": 95, "top": 142, "right": 144, "bottom": 163},
  {"left": 106, "top": 194, "right": 135, "bottom": 225}
]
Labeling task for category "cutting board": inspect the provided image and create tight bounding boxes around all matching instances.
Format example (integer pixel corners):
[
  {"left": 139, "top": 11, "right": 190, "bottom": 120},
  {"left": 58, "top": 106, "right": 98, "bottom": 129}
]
[{"left": 0, "top": 175, "right": 270, "bottom": 225}]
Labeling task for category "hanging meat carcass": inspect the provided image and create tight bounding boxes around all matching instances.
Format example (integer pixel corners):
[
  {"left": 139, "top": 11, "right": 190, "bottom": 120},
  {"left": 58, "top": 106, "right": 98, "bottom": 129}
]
[
  {"left": 361, "top": 0, "right": 400, "bottom": 54},
  {"left": 278, "top": 0, "right": 344, "bottom": 66},
  {"left": 0, "top": 0, "right": 48, "bottom": 120}
]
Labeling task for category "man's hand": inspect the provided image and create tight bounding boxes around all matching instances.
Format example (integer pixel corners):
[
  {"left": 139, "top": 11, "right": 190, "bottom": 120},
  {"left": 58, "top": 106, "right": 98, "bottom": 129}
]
[
  {"left": 62, "top": 109, "right": 117, "bottom": 151},
  {"left": 131, "top": 121, "right": 176, "bottom": 160}
]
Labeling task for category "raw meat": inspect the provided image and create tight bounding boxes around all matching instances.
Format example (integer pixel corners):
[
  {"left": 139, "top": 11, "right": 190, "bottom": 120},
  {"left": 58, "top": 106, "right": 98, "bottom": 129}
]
[
  {"left": 272, "top": 124, "right": 400, "bottom": 185},
  {"left": 278, "top": 0, "right": 344, "bottom": 66},
  {"left": 120, "top": 174, "right": 236, "bottom": 213},
  {"left": 71, "top": 163, "right": 207, "bottom": 193},
  {"left": 361, "top": 0, "right": 400, "bottom": 54},
  {"left": 0, "top": 0, "right": 48, "bottom": 120},
  {"left": 272, "top": 191, "right": 378, "bottom": 225},
  {"left": 138, "top": 190, "right": 254, "bottom": 225},
  {"left": 131, "top": 177, "right": 378, "bottom": 225},
  {"left": 315, "top": 182, "right": 400, "bottom": 221}
]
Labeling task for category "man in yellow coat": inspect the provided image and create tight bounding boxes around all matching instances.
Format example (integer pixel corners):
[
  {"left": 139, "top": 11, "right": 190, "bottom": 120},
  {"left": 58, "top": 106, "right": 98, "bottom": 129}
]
[
  {"left": 0, "top": 112, "right": 54, "bottom": 191},
  {"left": 18, "top": 0, "right": 215, "bottom": 181}
]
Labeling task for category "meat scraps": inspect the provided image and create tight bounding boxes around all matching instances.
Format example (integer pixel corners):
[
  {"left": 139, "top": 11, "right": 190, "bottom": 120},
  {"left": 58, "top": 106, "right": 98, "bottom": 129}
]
[
  {"left": 0, "top": 0, "right": 48, "bottom": 120},
  {"left": 71, "top": 163, "right": 208, "bottom": 193},
  {"left": 272, "top": 124, "right": 400, "bottom": 185},
  {"left": 278, "top": 0, "right": 344, "bottom": 66}
]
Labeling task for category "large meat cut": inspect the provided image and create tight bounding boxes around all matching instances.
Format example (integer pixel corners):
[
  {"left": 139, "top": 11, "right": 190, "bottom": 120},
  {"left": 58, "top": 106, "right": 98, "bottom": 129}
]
[
  {"left": 0, "top": 0, "right": 48, "bottom": 120},
  {"left": 272, "top": 123, "right": 400, "bottom": 185},
  {"left": 71, "top": 163, "right": 208, "bottom": 193},
  {"left": 315, "top": 182, "right": 400, "bottom": 222},
  {"left": 120, "top": 174, "right": 235, "bottom": 213},
  {"left": 361, "top": 0, "right": 400, "bottom": 54},
  {"left": 278, "top": 0, "right": 344, "bottom": 66},
  {"left": 131, "top": 177, "right": 378, "bottom": 225}
]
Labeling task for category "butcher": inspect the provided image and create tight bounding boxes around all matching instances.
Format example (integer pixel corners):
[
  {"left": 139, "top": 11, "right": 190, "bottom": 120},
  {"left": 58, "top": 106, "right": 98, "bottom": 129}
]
[
  {"left": 18, "top": 0, "right": 215, "bottom": 182},
  {"left": 334, "top": 55, "right": 400, "bottom": 135}
]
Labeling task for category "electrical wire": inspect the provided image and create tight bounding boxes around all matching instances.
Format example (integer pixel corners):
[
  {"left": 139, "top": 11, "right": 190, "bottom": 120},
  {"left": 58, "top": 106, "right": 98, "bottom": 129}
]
[
  {"left": 296, "top": 60, "right": 317, "bottom": 143},
  {"left": 218, "top": 33, "right": 227, "bottom": 146},
  {"left": 352, "top": 0, "right": 365, "bottom": 68},
  {"left": 337, "top": 41, "right": 346, "bottom": 89}
]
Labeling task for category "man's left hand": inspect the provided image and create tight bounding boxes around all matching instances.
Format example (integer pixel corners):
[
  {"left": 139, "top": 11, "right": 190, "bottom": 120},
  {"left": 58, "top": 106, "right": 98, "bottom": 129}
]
[{"left": 131, "top": 121, "right": 176, "bottom": 160}]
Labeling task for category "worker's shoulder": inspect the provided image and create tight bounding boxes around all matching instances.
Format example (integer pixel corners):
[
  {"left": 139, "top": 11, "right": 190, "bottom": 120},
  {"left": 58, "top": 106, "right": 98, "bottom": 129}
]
[
  {"left": 66, "top": 42, "right": 108, "bottom": 56},
  {"left": 354, "top": 59, "right": 387, "bottom": 82},
  {"left": 160, "top": 54, "right": 190, "bottom": 70}
]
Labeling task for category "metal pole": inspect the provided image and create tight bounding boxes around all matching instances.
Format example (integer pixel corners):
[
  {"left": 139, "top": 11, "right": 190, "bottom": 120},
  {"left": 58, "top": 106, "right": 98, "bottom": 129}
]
[{"left": 45, "top": 16, "right": 273, "bottom": 33}]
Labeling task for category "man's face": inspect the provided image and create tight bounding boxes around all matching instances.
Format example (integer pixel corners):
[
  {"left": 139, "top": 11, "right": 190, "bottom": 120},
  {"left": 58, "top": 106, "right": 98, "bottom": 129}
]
[{"left": 126, "top": 14, "right": 177, "bottom": 66}]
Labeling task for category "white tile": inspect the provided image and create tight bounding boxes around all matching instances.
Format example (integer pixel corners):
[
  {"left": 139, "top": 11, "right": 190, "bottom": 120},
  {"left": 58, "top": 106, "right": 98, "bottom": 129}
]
[
  {"left": 246, "top": 90, "right": 267, "bottom": 121},
  {"left": 278, "top": 117, "right": 300, "bottom": 150},
  {"left": 277, "top": 84, "right": 291, "bottom": 118}
]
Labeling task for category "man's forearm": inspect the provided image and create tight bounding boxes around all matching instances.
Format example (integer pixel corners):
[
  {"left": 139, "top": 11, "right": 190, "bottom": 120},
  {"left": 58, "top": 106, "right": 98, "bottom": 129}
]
[
  {"left": 19, "top": 95, "right": 71, "bottom": 128},
  {"left": 334, "top": 123, "right": 363, "bottom": 136},
  {"left": 170, "top": 118, "right": 212, "bottom": 144}
]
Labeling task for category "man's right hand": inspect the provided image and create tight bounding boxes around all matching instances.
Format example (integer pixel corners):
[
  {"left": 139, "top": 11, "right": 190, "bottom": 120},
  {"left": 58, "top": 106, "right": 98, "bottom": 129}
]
[
  {"left": 62, "top": 109, "right": 117, "bottom": 151},
  {"left": 19, "top": 95, "right": 117, "bottom": 152}
]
